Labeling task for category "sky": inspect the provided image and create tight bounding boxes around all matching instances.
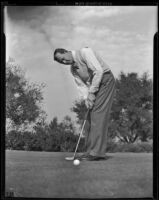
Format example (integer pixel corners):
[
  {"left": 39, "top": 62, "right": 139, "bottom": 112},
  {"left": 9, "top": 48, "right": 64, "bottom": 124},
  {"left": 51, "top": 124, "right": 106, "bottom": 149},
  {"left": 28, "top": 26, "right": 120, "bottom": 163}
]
[{"left": 5, "top": 6, "right": 157, "bottom": 122}]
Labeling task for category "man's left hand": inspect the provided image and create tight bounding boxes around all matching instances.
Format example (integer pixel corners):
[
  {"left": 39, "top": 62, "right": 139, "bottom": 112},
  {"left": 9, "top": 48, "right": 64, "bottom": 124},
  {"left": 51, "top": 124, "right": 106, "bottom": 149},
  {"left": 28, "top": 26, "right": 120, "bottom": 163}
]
[{"left": 85, "top": 93, "right": 96, "bottom": 109}]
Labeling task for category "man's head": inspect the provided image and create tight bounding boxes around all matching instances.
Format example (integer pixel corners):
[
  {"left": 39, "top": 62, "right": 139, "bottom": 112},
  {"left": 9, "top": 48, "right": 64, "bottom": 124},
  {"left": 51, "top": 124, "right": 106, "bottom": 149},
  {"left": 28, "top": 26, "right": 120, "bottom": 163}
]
[{"left": 54, "top": 48, "right": 74, "bottom": 65}]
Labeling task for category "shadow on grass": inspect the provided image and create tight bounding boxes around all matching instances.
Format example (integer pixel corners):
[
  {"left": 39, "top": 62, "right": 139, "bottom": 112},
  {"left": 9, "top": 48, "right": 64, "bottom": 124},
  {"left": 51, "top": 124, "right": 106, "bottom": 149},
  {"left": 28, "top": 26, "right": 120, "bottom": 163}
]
[
  {"left": 105, "top": 155, "right": 113, "bottom": 160},
  {"left": 85, "top": 155, "right": 114, "bottom": 161}
]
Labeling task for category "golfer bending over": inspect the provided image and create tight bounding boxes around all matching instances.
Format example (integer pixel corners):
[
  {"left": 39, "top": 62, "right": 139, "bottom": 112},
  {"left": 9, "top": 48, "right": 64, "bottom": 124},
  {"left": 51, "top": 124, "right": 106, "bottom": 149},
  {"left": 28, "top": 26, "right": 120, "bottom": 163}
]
[{"left": 53, "top": 47, "right": 115, "bottom": 161}]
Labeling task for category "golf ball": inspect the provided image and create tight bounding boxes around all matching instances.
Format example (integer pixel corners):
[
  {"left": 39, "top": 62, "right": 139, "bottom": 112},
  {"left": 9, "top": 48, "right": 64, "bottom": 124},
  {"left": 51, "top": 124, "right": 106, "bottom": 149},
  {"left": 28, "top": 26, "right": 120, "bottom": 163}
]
[{"left": 73, "top": 159, "right": 80, "bottom": 165}]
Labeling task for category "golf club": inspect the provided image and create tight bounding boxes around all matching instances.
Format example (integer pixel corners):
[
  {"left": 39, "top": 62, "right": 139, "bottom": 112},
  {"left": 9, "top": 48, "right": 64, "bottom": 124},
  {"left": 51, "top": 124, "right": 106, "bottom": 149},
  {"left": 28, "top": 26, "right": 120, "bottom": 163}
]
[{"left": 65, "top": 109, "right": 89, "bottom": 161}]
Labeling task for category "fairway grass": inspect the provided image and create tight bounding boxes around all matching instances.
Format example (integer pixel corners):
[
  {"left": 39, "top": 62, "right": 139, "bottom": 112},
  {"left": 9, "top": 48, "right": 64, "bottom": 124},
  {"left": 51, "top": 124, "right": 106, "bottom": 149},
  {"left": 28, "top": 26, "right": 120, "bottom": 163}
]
[{"left": 5, "top": 150, "right": 153, "bottom": 198}]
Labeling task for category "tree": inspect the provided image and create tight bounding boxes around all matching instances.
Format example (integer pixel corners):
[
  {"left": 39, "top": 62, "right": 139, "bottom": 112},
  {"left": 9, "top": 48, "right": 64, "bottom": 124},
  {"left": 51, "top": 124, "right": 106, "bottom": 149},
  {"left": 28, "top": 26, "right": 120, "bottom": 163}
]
[
  {"left": 109, "top": 72, "right": 153, "bottom": 143},
  {"left": 48, "top": 117, "right": 58, "bottom": 131},
  {"left": 45, "top": 117, "right": 61, "bottom": 151},
  {"left": 71, "top": 99, "right": 87, "bottom": 125},
  {"left": 60, "top": 116, "right": 75, "bottom": 134},
  {"left": 6, "top": 130, "right": 25, "bottom": 150},
  {"left": 6, "top": 58, "right": 46, "bottom": 131},
  {"left": 44, "top": 116, "right": 85, "bottom": 152}
]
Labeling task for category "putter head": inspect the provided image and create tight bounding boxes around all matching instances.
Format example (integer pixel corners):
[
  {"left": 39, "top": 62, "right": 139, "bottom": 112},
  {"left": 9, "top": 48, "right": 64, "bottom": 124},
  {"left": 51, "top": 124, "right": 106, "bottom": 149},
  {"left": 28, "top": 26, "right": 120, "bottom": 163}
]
[{"left": 65, "top": 157, "right": 74, "bottom": 161}]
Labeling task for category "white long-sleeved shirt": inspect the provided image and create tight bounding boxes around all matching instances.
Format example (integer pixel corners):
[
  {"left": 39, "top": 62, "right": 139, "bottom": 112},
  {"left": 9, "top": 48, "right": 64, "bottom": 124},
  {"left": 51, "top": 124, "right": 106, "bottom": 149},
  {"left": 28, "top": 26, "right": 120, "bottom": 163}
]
[{"left": 71, "top": 47, "right": 110, "bottom": 96}]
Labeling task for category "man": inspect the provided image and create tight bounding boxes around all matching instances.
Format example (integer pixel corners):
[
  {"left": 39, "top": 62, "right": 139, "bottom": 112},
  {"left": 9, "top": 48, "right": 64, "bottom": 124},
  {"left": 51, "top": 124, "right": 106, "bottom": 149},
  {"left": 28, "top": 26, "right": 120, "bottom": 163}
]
[{"left": 53, "top": 47, "right": 116, "bottom": 161}]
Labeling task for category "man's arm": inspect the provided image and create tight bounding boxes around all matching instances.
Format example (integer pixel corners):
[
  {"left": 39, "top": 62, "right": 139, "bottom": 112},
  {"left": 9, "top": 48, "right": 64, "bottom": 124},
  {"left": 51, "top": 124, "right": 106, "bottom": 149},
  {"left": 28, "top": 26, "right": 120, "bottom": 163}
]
[
  {"left": 82, "top": 48, "right": 104, "bottom": 94},
  {"left": 73, "top": 74, "right": 89, "bottom": 99}
]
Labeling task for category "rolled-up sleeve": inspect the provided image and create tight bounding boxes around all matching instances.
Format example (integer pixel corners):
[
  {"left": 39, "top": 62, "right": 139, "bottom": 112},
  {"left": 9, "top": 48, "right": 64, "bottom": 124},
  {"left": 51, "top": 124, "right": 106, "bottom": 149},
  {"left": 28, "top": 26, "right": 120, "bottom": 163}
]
[
  {"left": 70, "top": 65, "right": 88, "bottom": 99},
  {"left": 82, "top": 48, "right": 104, "bottom": 94},
  {"left": 74, "top": 76, "right": 88, "bottom": 99}
]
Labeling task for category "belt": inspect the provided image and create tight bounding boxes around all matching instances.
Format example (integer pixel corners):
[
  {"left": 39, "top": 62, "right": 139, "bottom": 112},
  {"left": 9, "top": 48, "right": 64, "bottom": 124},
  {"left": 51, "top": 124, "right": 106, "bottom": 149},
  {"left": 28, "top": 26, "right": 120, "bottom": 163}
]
[
  {"left": 104, "top": 70, "right": 111, "bottom": 74},
  {"left": 86, "top": 70, "right": 111, "bottom": 85}
]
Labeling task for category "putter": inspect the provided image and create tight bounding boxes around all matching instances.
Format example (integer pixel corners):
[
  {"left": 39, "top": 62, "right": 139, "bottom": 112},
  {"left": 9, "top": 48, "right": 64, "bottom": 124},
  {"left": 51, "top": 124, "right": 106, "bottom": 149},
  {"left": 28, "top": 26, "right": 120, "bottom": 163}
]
[{"left": 65, "top": 109, "right": 89, "bottom": 161}]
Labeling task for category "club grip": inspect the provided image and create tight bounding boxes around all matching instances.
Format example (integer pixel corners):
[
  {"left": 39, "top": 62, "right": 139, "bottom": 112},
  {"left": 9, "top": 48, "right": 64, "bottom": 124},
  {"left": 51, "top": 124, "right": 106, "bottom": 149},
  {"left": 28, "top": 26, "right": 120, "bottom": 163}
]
[{"left": 84, "top": 109, "right": 90, "bottom": 120}]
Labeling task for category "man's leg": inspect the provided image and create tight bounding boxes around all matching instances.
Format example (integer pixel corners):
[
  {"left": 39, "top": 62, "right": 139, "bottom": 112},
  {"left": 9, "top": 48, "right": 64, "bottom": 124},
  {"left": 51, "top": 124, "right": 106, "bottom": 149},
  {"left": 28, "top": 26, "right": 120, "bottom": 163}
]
[{"left": 88, "top": 72, "right": 115, "bottom": 157}]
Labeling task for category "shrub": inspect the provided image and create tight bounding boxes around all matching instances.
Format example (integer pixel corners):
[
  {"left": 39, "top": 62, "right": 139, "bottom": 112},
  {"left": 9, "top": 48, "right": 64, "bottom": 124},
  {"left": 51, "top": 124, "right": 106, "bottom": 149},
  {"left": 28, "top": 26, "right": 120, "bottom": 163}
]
[
  {"left": 137, "top": 142, "right": 153, "bottom": 152},
  {"left": 6, "top": 130, "right": 25, "bottom": 150},
  {"left": 106, "top": 141, "right": 118, "bottom": 152},
  {"left": 106, "top": 141, "right": 153, "bottom": 153}
]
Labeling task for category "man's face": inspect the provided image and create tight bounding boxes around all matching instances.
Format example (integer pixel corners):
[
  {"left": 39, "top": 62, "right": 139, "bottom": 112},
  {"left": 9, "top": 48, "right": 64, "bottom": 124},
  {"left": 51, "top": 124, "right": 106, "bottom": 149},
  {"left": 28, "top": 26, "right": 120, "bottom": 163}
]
[{"left": 55, "top": 52, "right": 73, "bottom": 65}]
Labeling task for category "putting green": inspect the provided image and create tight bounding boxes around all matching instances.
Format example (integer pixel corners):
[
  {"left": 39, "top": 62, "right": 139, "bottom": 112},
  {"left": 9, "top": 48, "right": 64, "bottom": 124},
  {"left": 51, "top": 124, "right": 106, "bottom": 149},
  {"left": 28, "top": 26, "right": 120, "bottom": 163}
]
[{"left": 5, "top": 150, "right": 153, "bottom": 198}]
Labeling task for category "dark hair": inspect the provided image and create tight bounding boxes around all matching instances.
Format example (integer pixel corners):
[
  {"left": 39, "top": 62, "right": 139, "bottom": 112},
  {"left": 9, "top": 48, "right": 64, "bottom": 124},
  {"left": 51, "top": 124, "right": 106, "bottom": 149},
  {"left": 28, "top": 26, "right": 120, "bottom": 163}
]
[{"left": 54, "top": 48, "right": 68, "bottom": 61}]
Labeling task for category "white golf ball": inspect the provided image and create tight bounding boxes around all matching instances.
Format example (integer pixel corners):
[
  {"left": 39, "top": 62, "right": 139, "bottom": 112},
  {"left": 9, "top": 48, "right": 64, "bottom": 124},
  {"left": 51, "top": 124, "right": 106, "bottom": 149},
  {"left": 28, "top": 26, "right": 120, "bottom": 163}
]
[{"left": 73, "top": 159, "right": 80, "bottom": 166}]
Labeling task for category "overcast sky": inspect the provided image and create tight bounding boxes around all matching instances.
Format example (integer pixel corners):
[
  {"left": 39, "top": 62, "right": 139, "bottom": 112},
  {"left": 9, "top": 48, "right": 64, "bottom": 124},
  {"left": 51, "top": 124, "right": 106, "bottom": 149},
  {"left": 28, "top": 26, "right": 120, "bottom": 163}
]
[{"left": 5, "top": 6, "right": 157, "bottom": 122}]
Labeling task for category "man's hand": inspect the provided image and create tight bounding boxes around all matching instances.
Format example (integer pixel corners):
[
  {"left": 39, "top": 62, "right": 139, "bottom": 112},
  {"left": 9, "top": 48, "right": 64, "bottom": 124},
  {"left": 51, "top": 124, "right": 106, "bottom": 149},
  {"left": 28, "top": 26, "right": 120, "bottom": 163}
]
[{"left": 85, "top": 93, "right": 96, "bottom": 109}]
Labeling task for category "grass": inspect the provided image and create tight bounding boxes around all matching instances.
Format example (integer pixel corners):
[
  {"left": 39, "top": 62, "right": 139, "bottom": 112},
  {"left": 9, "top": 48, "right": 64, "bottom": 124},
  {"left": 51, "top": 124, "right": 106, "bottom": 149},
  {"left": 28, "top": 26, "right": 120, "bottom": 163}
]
[{"left": 5, "top": 150, "right": 153, "bottom": 198}]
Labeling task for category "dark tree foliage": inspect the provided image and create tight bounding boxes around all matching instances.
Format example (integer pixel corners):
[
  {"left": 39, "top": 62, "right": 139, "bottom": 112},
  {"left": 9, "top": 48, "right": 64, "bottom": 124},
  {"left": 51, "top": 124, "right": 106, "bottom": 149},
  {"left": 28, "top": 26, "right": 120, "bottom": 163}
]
[
  {"left": 6, "top": 59, "right": 45, "bottom": 130},
  {"left": 109, "top": 72, "right": 152, "bottom": 143}
]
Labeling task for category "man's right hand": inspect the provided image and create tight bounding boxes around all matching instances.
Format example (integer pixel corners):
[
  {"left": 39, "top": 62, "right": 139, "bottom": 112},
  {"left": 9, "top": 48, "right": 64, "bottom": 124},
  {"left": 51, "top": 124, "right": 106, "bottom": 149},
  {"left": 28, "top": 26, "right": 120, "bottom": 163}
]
[{"left": 85, "top": 93, "right": 95, "bottom": 109}]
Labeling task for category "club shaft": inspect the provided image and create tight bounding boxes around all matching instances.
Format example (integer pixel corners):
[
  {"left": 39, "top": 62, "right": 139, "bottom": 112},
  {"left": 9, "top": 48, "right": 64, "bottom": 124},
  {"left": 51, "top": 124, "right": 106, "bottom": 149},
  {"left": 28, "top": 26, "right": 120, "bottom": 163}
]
[
  {"left": 73, "top": 119, "right": 87, "bottom": 159},
  {"left": 72, "top": 109, "right": 89, "bottom": 159}
]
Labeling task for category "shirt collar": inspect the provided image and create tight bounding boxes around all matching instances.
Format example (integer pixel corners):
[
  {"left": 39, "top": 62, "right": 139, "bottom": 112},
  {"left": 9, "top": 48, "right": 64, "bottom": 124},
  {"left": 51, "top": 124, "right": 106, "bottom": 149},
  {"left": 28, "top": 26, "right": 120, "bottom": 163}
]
[{"left": 71, "top": 50, "right": 76, "bottom": 62}]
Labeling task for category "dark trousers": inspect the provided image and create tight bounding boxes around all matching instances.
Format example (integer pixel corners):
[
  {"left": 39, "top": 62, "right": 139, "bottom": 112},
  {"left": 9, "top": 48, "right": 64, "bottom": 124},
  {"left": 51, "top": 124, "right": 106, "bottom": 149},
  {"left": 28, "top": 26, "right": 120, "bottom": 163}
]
[{"left": 84, "top": 71, "right": 116, "bottom": 157}]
